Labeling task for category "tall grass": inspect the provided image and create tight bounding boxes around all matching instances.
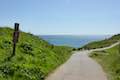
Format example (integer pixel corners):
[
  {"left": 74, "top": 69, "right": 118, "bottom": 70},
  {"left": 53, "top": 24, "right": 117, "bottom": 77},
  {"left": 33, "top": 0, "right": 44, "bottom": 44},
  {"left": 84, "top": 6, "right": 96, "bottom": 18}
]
[
  {"left": 0, "top": 27, "right": 72, "bottom": 80},
  {"left": 90, "top": 45, "right": 120, "bottom": 80},
  {"left": 81, "top": 34, "right": 120, "bottom": 50}
]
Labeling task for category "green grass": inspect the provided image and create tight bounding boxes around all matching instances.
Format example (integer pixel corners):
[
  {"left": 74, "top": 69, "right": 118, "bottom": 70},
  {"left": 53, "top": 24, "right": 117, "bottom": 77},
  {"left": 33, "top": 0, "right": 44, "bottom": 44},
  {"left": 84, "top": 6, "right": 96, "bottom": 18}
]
[
  {"left": 80, "top": 34, "right": 120, "bottom": 50},
  {"left": 90, "top": 44, "right": 120, "bottom": 80},
  {"left": 0, "top": 27, "right": 73, "bottom": 80}
]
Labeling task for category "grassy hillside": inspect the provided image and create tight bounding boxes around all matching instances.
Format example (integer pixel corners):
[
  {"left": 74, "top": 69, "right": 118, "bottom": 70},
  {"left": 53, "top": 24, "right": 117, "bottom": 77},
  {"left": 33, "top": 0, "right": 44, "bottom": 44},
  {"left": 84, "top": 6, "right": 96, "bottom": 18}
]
[
  {"left": 80, "top": 34, "right": 120, "bottom": 50},
  {"left": 0, "top": 27, "right": 72, "bottom": 80},
  {"left": 90, "top": 44, "right": 120, "bottom": 80}
]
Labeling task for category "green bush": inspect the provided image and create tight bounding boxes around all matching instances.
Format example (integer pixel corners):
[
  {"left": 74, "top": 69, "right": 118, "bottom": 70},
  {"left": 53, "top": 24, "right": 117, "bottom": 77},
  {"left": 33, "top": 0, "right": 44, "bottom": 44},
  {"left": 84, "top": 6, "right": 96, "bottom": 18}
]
[
  {"left": 0, "top": 40, "right": 12, "bottom": 49},
  {"left": 0, "top": 27, "right": 72, "bottom": 80},
  {"left": 20, "top": 43, "right": 34, "bottom": 55},
  {"left": 0, "top": 63, "right": 45, "bottom": 80}
]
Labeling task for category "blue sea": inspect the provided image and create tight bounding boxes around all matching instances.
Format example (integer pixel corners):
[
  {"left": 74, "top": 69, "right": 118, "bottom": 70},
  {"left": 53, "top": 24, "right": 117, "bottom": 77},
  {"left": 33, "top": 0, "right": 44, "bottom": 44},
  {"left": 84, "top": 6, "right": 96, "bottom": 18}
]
[{"left": 40, "top": 35, "right": 111, "bottom": 48}]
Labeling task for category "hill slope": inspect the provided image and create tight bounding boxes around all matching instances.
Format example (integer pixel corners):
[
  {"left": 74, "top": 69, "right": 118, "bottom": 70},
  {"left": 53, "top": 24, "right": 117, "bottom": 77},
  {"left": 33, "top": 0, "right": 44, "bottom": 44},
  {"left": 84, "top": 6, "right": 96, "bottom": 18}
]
[
  {"left": 0, "top": 27, "right": 72, "bottom": 80},
  {"left": 80, "top": 34, "right": 120, "bottom": 80},
  {"left": 80, "top": 34, "right": 120, "bottom": 50},
  {"left": 90, "top": 44, "right": 120, "bottom": 80}
]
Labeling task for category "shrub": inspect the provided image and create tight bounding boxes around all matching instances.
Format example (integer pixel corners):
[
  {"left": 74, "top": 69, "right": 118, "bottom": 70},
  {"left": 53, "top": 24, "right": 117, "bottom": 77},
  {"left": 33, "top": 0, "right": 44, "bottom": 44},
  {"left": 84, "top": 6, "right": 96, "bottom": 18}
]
[{"left": 20, "top": 43, "right": 34, "bottom": 56}]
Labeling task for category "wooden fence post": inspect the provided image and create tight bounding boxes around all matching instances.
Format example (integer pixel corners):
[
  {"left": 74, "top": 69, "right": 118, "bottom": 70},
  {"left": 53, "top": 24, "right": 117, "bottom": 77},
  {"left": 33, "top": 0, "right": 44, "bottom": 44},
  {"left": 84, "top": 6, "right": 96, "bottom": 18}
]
[{"left": 12, "top": 23, "right": 20, "bottom": 57}]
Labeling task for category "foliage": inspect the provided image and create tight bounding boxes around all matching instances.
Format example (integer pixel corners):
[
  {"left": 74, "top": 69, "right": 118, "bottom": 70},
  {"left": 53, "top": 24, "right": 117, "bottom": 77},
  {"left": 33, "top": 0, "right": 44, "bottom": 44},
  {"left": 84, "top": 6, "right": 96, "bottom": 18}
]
[
  {"left": 90, "top": 44, "right": 120, "bottom": 80},
  {"left": 81, "top": 34, "right": 120, "bottom": 49},
  {"left": 0, "top": 27, "right": 72, "bottom": 80}
]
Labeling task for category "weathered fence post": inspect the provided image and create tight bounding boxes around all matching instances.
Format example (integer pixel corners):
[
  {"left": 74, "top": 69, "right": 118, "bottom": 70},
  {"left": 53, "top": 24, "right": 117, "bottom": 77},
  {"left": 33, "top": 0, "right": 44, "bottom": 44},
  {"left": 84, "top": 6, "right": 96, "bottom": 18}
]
[
  {"left": 12, "top": 23, "right": 20, "bottom": 57},
  {"left": 118, "top": 41, "right": 120, "bottom": 55}
]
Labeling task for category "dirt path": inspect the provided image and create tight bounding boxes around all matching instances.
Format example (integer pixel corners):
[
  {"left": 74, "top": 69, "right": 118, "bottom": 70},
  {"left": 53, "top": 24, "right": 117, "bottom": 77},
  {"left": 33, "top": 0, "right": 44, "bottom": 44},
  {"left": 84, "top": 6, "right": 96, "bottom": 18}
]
[{"left": 45, "top": 42, "right": 120, "bottom": 80}]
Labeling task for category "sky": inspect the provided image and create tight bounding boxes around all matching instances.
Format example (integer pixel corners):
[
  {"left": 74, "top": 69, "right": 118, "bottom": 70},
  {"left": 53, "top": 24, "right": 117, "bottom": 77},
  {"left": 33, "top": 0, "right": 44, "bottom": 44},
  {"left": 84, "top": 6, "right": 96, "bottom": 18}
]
[{"left": 0, "top": 0, "right": 120, "bottom": 35}]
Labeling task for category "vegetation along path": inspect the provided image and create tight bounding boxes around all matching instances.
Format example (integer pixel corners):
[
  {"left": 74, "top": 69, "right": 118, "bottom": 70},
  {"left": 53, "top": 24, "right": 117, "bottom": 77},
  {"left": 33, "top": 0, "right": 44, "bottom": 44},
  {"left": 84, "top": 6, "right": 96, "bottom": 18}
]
[{"left": 46, "top": 42, "right": 120, "bottom": 80}]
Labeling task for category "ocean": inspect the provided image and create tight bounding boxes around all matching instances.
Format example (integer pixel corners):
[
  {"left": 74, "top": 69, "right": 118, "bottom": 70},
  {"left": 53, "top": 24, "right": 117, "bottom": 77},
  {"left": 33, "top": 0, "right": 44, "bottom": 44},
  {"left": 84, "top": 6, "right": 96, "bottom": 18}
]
[{"left": 40, "top": 35, "right": 111, "bottom": 48}]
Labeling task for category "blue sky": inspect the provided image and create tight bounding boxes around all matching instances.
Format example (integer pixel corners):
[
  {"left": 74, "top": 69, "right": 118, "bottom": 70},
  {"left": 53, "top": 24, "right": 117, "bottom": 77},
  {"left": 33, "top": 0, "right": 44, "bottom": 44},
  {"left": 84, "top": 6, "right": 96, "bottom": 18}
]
[{"left": 0, "top": 0, "right": 120, "bottom": 35}]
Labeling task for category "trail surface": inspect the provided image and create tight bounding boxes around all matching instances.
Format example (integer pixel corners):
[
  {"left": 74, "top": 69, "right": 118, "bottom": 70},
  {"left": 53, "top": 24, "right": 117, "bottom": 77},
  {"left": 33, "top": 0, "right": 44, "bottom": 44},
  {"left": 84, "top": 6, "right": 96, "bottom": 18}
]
[{"left": 46, "top": 42, "right": 120, "bottom": 80}]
